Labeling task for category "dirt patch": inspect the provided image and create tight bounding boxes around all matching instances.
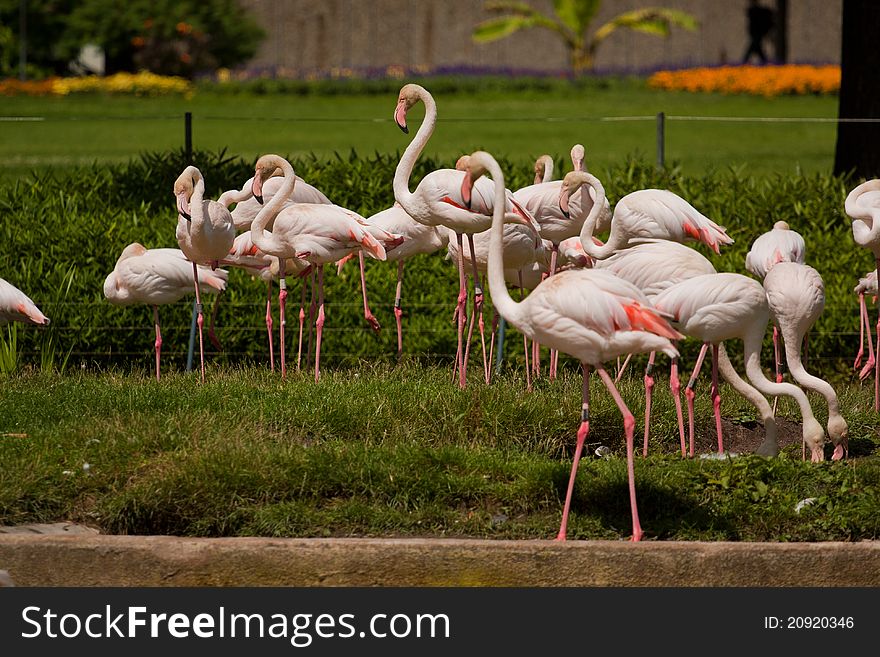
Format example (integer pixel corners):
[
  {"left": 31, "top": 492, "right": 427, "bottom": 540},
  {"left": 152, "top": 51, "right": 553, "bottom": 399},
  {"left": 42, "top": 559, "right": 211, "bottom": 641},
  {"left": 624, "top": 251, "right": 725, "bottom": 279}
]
[{"left": 691, "top": 417, "right": 805, "bottom": 456}]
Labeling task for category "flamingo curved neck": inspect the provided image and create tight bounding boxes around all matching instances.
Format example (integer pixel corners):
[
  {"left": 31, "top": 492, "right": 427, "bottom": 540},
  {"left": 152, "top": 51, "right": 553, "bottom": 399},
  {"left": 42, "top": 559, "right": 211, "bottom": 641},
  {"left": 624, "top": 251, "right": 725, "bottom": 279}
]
[
  {"left": 717, "top": 344, "right": 778, "bottom": 450},
  {"left": 484, "top": 158, "right": 523, "bottom": 327},
  {"left": 218, "top": 183, "right": 253, "bottom": 208},
  {"left": 189, "top": 178, "right": 207, "bottom": 239},
  {"left": 251, "top": 160, "right": 296, "bottom": 257},
  {"left": 393, "top": 88, "right": 436, "bottom": 216},
  {"left": 573, "top": 174, "right": 615, "bottom": 258},
  {"left": 742, "top": 326, "right": 819, "bottom": 428}
]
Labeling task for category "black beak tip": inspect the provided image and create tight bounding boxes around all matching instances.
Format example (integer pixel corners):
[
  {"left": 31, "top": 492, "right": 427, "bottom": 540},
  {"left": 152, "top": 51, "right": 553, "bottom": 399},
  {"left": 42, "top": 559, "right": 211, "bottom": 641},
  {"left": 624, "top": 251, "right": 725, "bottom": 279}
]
[
  {"left": 181, "top": 210, "right": 192, "bottom": 221},
  {"left": 396, "top": 121, "right": 409, "bottom": 135},
  {"left": 255, "top": 194, "right": 264, "bottom": 205},
  {"left": 559, "top": 204, "right": 570, "bottom": 220}
]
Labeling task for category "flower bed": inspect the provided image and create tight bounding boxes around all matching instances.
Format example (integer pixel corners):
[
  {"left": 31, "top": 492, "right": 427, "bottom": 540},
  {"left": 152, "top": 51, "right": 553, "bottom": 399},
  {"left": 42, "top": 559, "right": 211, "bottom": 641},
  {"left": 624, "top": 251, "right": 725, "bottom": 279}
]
[
  {"left": 0, "top": 72, "right": 192, "bottom": 97},
  {"left": 648, "top": 65, "right": 840, "bottom": 96}
]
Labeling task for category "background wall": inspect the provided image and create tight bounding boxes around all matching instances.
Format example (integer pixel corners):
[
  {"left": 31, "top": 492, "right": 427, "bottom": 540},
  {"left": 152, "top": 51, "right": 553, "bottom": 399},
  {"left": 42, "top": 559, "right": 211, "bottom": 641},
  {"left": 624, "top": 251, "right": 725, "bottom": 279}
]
[{"left": 238, "top": 0, "right": 841, "bottom": 76}]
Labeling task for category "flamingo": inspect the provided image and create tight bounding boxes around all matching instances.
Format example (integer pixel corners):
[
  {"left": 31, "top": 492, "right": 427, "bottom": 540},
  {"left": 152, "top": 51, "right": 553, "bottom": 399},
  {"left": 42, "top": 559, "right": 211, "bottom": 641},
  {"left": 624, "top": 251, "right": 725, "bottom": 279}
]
[
  {"left": 568, "top": 175, "right": 733, "bottom": 260},
  {"left": 446, "top": 215, "right": 545, "bottom": 384},
  {"left": 173, "top": 165, "right": 236, "bottom": 382},
  {"left": 392, "top": 83, "right": 536, "bottom": 388},
  {"left": 745, "top": 220, "right": 807, "bottom": 389},
  {"left": 514, "top": 145, "right": 611, "bottom": 379},
  {"left": 651, "top": 273, "right": 827, "bottom": 462},
  {"left": 354, "top": 203, "right": 449, "bottom": 359},
  {"left": 764, "top": 262, "right": 848, "bottom": 459},
  {"left": 854, "top": 270, "right": 877, "bottom": 378},
  {"left": 845, "top": 179, "right": 880, "bottom": 411},
  {"left": 596, "top": 239, "right": 782, "bottom": 458},
  {"left": 224, "top": 232, "right": 314, "bottom": 372},
  {"left": 248, "top": 154, "right": 388, "bottom": 382},
  {"left": 0, "top": 278, "right": 49, "bottom": 326},
  {"left": 103, "top": 244, "right": 228, "bottom": 381},
  {"left": 463, "top": 149, "right": 683, "bottom": 542}
]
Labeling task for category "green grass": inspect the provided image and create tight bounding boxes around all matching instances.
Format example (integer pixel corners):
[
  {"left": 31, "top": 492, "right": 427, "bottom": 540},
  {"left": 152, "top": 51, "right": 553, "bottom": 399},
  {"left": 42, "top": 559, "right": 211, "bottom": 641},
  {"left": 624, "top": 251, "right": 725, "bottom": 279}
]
[
  {"left": 0, "top": 78, "right": 839, "bottom": 180},
  {"left": 1, "top": 366, "right": 878, "bottom": 541}
]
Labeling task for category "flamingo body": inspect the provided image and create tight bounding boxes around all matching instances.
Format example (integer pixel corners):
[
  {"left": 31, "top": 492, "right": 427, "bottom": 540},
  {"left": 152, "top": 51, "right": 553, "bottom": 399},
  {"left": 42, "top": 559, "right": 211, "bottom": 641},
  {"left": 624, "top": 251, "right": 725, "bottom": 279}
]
[
  {"left": 0, "top": 278, "right": 50, "bottom": 326},
  {"left": 745, "top": 221, "right": 806, "bottom": 279}
]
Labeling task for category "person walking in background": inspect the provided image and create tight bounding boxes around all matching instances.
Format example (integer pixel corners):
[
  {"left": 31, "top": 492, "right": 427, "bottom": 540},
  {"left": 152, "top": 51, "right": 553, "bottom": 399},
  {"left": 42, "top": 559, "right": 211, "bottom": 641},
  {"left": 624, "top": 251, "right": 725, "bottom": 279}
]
[{"left": 743, "top": 0, "right": 775, "bottom": 64}]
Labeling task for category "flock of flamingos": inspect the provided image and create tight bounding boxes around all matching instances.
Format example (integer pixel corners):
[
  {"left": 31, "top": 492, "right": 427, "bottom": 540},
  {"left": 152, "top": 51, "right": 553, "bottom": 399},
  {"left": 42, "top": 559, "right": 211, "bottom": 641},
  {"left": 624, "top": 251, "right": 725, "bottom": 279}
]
[{"left": 3, "top": 83, "right": 880, "bottom": 541}]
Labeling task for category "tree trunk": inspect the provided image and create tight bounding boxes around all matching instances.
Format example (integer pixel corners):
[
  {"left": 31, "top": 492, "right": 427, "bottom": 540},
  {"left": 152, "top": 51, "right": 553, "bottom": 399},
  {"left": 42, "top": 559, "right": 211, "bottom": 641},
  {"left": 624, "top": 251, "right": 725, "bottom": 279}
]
[{"left": 833, "top": 0, "right": 880, "bottom": 178}]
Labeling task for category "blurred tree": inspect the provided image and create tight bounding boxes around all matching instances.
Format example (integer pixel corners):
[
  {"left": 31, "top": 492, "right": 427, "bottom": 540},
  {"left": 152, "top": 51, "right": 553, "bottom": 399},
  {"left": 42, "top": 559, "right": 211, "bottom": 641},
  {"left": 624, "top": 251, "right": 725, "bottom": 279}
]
[
  {"left": 472, "top": 0, "right": 698, "bottom": 75},
  {"left": 0, "top": 0, "right": 264, "bottom": 78},
  {"left": 834, "top": 0, "right": 880, "bottom": 179},
  {"left": 0, "top": 0, "right": 76, "bottom": 77}
]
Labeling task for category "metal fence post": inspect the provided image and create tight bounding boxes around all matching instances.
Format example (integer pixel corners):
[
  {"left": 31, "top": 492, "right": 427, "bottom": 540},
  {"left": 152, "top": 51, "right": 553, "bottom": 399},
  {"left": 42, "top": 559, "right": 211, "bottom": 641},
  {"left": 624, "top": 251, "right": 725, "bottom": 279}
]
[
  {"left": 656, "top": 111, "right": 665, "bottom": 170},
  {"left": 495, "top": 317, "right": 506, "bottom": 374},
  {"left": 185, "top": 111, "right": 197, "bottom": 372}
]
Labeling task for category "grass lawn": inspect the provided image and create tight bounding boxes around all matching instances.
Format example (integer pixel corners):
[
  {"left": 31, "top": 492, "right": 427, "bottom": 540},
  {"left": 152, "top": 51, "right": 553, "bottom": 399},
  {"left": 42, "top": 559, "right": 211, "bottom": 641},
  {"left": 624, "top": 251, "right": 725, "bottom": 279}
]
[
  {"left": 1, "top": 366, "right": 877, "bottom": 541},
  {"left": 0, "top": 78, "right": 838, "bottom": 180}
]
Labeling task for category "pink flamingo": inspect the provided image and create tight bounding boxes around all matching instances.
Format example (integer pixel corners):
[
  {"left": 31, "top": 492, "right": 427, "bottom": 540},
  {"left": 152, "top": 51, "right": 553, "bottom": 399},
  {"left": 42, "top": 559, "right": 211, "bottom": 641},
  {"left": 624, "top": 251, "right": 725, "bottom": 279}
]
[
  {"left": 845, "top": 179, "right": 880, "bottom": 411},
  {"left": 225, "top": 232, "right": 313, "bottom": 372},
  {"left": 463, "top": 149, "right": 682, "bottom": 542},
  {"left": 568, "top": 176, "right": 733, "bottom": 260},
  {"left": 392, "top": 83, "right": 535, "bottom": 388},
  {"left": 356, "top": 203, "right": 449, "bottom": 359},
  {"left": 745, "top": 220, "right": 807, "bottom": 390},
  {"left": 103, "top": 244, "right": 227, "bottom": 381},
  {"left": 0, "top": 278, "right": 49, "bottom": 326},
  {"left": 651, "top": 273, "right": 827, "bottom": 461},
  {"left": 249, "top": 154, "right": 388, "bottom": 382},
  {"left": 446, "top": 213, "right": 545, "bottom": 384},
  {"left": 596, "top": 239, "right": 779, "bottom": 458},
  {"left": 854, "top": 270, "right": 877, "bottom": 378},
  {"left": 533, "top": 154, "right": 554, "bottom": 185},
  {"left": 173, "top": 166, "right": 236, "bottom": 382},
  {"left": 514, "top": 145, "right": 611, "bottom": 379},
  {"left": 764, "top": 262, "right": 848, "bottom": 459}
]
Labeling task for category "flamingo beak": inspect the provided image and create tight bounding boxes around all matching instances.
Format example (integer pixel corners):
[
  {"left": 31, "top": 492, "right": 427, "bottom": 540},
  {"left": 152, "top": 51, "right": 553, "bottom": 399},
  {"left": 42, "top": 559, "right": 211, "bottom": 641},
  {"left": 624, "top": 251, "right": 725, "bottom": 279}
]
[
  {"left": 559, "top": 190, "right": 571, "bottom": 219},
  {"left": 460, "top": 171, "right": 473, "bottom": 210},
  {"left": 394, "top": 100, "right": 409, "bottom": 134},
  {"left": 252, "top": 170, "right": 264, "bottom": 205},
  {"left": 176, "top": 191, "right": 191, "bottom": 221}
]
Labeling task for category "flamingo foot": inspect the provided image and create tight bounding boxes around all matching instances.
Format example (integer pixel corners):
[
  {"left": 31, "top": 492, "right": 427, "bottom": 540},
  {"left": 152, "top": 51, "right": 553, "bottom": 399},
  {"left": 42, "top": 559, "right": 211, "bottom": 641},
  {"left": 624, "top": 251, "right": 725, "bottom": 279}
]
[
  {"left": 859, "top": 356, "right": 875, "bottom": 381},
  {"left": 365, "top": 312, "right": 381, "bottom": 333}
]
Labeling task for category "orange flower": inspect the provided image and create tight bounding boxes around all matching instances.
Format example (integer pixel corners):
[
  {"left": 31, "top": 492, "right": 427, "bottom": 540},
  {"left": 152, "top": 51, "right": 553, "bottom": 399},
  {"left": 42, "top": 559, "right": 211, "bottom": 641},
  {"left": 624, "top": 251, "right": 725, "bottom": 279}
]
[
  {"left": 176, "top": 22, "right": 192, "bottom": 35},
  {"left": 131, "top": 36, "right": 145, "bottom": 48},
  {"left": 648, "top": 65, "right": 840, "bottom": 96}
]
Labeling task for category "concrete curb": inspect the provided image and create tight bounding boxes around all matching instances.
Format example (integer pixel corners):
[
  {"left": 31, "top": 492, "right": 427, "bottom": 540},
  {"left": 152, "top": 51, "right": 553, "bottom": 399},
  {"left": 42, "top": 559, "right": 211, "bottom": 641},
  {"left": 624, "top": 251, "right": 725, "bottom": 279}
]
[{"left": 1, "top": 535, "right": 879, "bottom": 586}]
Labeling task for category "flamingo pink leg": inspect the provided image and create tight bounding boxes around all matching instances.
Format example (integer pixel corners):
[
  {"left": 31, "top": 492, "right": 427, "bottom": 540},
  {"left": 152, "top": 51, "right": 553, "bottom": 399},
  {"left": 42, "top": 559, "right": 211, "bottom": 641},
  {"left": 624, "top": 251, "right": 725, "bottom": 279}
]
[
  {"left": 854, "top": 292, "right": 866, "bottom": 370},
  {"left": 556, "top": 363, "right": 591, "bottom": 541},
  {"left": 191, "top": 261, "right": 206, "bottom": 383},
  {"left": 670, "top": 357, "right": 686, "bottom": 456},
  {"left": 266, "top": 280, "right": 275, "bottom": 373},
  {"left": 548, "top": 244, "right": 560, "bottom": 380},
  {"left": 684, "top": 343, "right": 710, "bottom": 457},
  {"left": 596, "top": 366, "right": 643, "bottom": 542},
  {"left": 615, "top": 353, "right": 633, "bottom": 384},
  {"left": 875, "top": 257, "right": 880, "bottom": 412},
  {"left": 306, "top": 269, "right": 317, "bottom": 371},
  {"left": 278, "top": 260, "right": 287, "bottom": 379},
  {"left": 296, "top": 278, "right": 308, "bottom": 372},
  {"left": 153, "top": 305, "right": 161, "bottom": 382},
  {"left": 488, "top": 311, "right": 499, "bottom": 382},
  {"left": 642, "top": 352, "right": 656, "bottom": 457},
  {"left": 394, "top": 259, "right": 405, "bottom": 360},
  {"left": 859, "top": 293, "right": 875, "bottom": 381},
  {"left": 463, "top": 233, "right": 489, "bottom": 384},
  {"left": 314, "top": 264, "right": 326, "bottom": 383},
  {"left": 773, "top": 324, "right": 783, "bottom": 384},
  {"left": 358, "top": 251, "right": 381, "bottom": 333},
  {"left": 711, "top": 344, "right": 724, "bottom": 454},
  {"left": 454, "top": 233, "right": 468, "bottom": 388}
]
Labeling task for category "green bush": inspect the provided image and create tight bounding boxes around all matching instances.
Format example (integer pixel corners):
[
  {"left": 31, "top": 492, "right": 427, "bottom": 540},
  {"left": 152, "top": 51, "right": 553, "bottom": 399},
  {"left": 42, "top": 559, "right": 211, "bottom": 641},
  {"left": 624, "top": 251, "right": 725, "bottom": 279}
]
[{"left": 0, "top": 150, "right": 867, "bottom": 377}]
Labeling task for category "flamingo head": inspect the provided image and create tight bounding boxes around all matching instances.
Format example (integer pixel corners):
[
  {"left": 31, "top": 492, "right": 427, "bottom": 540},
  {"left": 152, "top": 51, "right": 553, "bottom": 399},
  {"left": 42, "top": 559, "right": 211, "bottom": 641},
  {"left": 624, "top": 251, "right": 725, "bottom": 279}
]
[
  {"left": 394, "top": 84, "right": 424, "bottom": 134},
  {"left": 803, "top": 417, "right": 827, "bottom": 463},
  {"left": 456, "top": 154, "right": 475, "bottom": 209},
  {"left": 559, "top": 171, "right": 584, "bottom": 219},
  {"left": 570, "top": 144, "right": 585, "bottom": 172},
  {"left": 827, "top": 415, "right": 849, "bottom": 457},
  {"left": 534, "top": 154, "right": 553, "bottom": 185},
  {"left": 252, "top": 154, "right": 286, "bottom": 205},
  {"left": 173, "top": 165, "right": 200, "bottom": 221}
]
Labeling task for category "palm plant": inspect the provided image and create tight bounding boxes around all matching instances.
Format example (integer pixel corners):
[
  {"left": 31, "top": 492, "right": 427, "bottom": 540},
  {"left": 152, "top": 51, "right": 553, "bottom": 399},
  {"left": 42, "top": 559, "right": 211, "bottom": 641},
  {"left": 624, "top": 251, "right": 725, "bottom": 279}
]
[{"left": 473, "top": 0, "right": 699, "bottom": 75}]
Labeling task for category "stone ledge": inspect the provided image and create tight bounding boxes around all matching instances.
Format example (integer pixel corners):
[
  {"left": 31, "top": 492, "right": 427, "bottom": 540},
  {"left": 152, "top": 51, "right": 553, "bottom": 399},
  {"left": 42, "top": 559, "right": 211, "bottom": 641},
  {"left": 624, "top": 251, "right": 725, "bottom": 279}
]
[{"left": 1, "top": 535, "right": 878, "bottom": 587}]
